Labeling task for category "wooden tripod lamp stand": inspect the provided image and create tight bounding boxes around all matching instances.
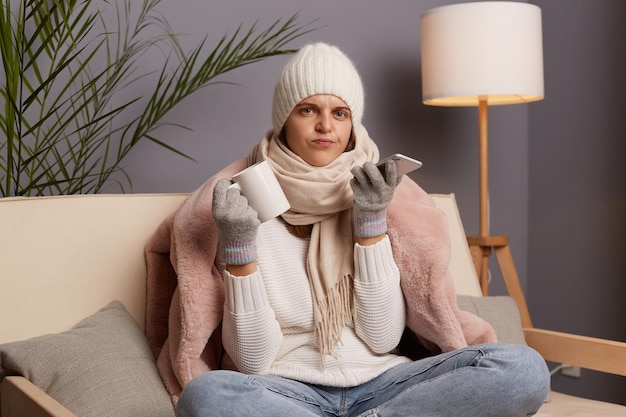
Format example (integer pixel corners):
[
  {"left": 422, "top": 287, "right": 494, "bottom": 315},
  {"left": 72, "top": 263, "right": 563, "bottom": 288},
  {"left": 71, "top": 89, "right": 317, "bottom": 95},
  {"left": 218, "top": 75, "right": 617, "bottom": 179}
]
[{"left": 420, "top": 2, "right": 544, "bottom": 296}]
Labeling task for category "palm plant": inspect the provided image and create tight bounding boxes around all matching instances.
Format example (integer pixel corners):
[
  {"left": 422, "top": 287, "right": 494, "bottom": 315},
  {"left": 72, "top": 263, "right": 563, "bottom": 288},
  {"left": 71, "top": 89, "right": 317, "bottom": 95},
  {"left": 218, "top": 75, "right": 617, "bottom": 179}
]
[{"left": 0, "top": 0, "right": 311, "bottom": 196}]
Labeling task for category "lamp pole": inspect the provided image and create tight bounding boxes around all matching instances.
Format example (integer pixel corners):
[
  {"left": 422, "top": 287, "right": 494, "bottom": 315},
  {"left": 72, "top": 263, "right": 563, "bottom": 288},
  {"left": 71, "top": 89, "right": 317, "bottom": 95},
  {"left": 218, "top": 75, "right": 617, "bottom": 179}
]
[
  {"left": 477, "top": 98, "right": 490, "bottom": 293},
  {"left": 478, "top": 98, "right": 489, "bottom": 238}
]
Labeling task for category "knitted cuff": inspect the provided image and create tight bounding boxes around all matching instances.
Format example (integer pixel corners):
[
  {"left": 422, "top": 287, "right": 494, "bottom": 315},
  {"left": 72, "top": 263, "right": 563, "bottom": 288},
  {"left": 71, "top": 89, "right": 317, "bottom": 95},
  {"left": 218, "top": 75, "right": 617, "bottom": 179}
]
[
  {"left": 354, "top": 210, "right": 388, "bottom": 238},
  {"left": 221, "top": 240, "right": 257, "bottom": 265}
]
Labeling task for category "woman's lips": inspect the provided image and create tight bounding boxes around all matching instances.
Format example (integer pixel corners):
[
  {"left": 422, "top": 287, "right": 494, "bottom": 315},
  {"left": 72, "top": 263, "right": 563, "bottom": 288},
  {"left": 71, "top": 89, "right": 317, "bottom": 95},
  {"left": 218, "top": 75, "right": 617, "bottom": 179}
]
[{"left": 312, "top": 139, "right": 333, "bottom": 148}]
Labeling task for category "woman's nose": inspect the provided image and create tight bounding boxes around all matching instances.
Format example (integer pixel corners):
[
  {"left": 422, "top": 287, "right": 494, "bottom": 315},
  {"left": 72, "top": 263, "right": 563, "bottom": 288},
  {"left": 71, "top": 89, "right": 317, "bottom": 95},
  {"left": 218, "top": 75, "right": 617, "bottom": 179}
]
[{"left": 316, "top": 114, "right": 331, "bottom": 132}]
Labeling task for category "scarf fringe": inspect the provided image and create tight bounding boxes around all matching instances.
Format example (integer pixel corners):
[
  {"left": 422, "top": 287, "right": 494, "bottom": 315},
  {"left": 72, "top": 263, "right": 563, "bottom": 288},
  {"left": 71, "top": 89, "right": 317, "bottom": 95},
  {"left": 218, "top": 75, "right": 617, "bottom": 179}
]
[{"left": 314, "top": 273, "right": 355, "bottom": 361}]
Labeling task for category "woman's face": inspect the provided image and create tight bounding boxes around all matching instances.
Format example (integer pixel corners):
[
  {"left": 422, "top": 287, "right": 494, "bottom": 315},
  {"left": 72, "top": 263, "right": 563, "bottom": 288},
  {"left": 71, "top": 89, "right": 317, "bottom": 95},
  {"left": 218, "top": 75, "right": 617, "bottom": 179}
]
[{"left": 283, "top": 94, "right": 353, "bottom": 167}]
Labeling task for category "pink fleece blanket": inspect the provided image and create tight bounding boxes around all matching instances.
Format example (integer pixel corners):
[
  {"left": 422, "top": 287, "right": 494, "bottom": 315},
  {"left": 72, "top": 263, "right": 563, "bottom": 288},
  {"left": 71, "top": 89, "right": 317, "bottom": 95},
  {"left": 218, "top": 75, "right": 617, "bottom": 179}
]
[{"left": 145, "top": 158, "right": 496, "bottom": 403}]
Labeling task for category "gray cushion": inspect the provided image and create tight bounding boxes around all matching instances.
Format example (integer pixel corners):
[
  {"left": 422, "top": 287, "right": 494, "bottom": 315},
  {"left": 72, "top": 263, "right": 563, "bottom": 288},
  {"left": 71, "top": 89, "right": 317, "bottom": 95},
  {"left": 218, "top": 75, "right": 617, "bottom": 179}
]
[
  {"left": 0, "top": 301, "right": 175, "bottom": 417},
  {"left": 457, "top": 295, "right": 527, "bottom": 345}
]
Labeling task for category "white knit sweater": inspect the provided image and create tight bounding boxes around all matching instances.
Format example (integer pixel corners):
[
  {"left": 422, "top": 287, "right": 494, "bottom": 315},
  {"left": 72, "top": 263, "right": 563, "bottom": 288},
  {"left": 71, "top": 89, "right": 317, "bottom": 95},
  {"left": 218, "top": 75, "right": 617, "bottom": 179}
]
[{"left": 222, "top": 218, "right": 410, "bottom": 387}]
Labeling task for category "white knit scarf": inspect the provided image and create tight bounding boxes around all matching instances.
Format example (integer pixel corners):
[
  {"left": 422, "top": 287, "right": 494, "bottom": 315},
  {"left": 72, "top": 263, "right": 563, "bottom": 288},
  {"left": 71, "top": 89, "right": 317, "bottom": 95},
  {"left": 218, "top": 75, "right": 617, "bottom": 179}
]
[{"left": 248, "top": 125, "right": 379, "bottom": 358}]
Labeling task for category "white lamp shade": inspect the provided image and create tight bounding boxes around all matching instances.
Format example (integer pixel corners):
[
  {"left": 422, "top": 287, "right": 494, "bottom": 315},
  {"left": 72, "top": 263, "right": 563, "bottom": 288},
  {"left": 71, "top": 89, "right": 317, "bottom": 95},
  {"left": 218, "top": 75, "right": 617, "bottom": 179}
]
[{"left": 421, "top": 1, "right": 544, "bottom": 106}]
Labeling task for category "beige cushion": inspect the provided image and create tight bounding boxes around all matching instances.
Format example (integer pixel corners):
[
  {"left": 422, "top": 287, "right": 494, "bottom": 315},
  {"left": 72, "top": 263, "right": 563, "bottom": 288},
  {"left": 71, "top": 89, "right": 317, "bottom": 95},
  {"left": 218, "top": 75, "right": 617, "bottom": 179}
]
[
  {"left": 537, "top": 391, "right": 626, "bottom": 417},
  {"left": 0, "top": 301, "right": 175, "bottom": 417},
  {"left": 431, "top": 194, "right": 483, "bottom": 297},
  {"left": 0, "top": 193, "right": 475, "bottom": 344},
  {"left": 0, "top": 194, "right": 188, "bottom": 343}
]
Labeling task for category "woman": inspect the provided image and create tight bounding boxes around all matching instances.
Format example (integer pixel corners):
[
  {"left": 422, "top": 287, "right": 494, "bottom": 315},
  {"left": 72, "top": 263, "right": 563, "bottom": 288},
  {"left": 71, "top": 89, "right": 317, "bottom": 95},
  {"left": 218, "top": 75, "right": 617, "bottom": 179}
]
[{"left": 174, "top": 43, "right": 549, "bottom": 417}]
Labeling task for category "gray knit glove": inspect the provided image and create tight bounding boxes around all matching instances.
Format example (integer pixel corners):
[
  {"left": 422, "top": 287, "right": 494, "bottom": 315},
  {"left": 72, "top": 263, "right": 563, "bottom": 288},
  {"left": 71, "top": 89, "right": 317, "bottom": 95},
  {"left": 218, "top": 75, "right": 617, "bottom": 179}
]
[
  {"left": 212, "top": 179, "right": 261, "bottom": 265},
  {"left": 350, "top": 160, "right": 397, "bottom": 238}
]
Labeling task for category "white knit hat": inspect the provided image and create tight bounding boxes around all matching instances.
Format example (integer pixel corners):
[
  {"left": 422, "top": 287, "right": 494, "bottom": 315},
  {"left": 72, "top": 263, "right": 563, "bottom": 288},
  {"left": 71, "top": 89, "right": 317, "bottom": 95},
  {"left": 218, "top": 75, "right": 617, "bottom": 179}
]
[{"left": 272, "top": 43, "right": 364, "bottom": 132}]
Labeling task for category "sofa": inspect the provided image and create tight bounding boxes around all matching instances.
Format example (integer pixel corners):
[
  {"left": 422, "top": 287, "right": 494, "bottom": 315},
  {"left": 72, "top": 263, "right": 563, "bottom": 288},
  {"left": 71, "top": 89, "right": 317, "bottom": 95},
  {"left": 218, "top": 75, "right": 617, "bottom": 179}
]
[{"left": 1, "top": 193, "right": 625, "bottom": 417}]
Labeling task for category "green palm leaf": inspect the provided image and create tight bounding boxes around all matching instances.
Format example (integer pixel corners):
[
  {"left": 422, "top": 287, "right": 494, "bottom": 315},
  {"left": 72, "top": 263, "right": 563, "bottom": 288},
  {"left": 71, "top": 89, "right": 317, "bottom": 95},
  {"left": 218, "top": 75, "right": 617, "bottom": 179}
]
[{"left": 0, "top": 0, "right": 313, "bottom": 196}]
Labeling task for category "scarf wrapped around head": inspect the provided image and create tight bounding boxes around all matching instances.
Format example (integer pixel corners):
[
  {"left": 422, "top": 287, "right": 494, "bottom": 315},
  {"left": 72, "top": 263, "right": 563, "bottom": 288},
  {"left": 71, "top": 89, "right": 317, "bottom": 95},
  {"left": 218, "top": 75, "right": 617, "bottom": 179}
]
[{"left": 248, "top": 125, "right": 379, "bottom": 358}]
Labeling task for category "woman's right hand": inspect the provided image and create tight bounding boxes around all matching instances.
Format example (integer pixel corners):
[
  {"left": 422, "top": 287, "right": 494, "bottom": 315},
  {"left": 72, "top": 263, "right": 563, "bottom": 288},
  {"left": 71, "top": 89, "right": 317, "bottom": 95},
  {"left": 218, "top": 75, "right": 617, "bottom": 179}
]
[{"left": 212, "top": 179, "right": 261, "bottom": 267}]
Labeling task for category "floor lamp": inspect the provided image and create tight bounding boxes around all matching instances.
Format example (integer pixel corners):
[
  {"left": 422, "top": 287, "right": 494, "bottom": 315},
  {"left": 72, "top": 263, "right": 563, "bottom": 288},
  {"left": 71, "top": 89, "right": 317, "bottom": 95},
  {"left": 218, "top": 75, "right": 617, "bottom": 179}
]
[{"left": 420, "top": 2, "right": 544, "bottom": 302}]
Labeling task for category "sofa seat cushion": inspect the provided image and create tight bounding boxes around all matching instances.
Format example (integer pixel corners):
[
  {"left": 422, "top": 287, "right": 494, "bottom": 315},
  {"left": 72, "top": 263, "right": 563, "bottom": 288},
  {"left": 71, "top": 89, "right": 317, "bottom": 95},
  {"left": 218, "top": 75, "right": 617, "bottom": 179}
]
[
  {"left": 537, "top": 390, "right": 626, "bottom": 417},
  {"left": 0, "top": 301, "right": 175, "bottom": 417}
]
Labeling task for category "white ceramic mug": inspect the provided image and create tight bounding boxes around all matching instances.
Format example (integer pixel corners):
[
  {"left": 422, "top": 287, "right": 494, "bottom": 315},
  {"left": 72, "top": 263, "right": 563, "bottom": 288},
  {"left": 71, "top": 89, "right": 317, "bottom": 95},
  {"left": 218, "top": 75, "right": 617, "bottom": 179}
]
[{"left": 229, "top": 160, "right": 290, "bottom": 223}]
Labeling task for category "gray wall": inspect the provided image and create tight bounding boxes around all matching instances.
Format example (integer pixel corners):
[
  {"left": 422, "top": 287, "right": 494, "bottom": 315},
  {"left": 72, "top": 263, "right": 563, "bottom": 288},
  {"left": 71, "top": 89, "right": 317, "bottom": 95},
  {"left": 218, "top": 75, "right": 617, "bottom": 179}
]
[
  {"left": 528, "top": 0, "right": 626, "bottom": 404},
  {"left": 107, "top": 0, "right": 624, "bottom": 404}
]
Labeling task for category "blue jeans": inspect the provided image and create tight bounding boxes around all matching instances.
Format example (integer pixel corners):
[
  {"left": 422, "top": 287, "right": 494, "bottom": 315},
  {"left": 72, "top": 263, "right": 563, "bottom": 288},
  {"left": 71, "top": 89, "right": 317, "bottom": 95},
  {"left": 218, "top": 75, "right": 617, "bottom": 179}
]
[{"left": 176, "top": 343, "right": 549, "bottom": 417}]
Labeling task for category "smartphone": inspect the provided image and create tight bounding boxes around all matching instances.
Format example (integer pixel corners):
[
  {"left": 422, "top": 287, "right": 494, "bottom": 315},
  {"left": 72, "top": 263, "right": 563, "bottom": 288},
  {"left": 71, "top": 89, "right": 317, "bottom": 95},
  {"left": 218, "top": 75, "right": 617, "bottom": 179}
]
[{"left": 376, "top": 153, "right": 423, "bottom": 178}]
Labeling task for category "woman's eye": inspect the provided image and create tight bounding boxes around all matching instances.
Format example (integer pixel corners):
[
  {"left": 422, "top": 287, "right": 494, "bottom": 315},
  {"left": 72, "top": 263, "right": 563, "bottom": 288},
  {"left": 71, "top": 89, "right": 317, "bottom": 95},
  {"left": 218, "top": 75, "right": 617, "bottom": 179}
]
[
  {"left": 301, "top": 107, "right": 313, "bottom": 114},
  {"left": 335, "top": 111, "right": 348, "bottom": 119}
]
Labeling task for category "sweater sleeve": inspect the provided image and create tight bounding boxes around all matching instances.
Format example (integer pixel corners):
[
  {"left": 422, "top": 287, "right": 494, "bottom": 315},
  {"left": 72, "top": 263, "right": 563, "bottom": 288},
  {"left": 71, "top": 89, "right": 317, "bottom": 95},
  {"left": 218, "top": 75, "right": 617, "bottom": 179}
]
[
  {"left": 222, "top": 270, "right": 283, "bottom": 374},
  {"left": 353, "top": 236, "right": 406, "bottom": 354}
]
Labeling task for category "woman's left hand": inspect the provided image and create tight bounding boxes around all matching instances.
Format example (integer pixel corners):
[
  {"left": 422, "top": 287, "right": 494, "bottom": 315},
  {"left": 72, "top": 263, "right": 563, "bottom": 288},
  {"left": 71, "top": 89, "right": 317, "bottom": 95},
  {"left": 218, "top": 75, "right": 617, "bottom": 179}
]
[{"left": 350, "top": 160, "right": 397, "bottom": 238}]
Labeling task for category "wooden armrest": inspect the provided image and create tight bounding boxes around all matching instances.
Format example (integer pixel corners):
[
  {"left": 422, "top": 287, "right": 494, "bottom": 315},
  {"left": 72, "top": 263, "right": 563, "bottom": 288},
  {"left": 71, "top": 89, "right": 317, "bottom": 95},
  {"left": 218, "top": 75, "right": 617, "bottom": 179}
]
[
  {"left": 524, "top": 328, "right": 626, "bottom": 376},
  {"left": 1, "top": 377, "right": 76, "bottom": 417}
]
